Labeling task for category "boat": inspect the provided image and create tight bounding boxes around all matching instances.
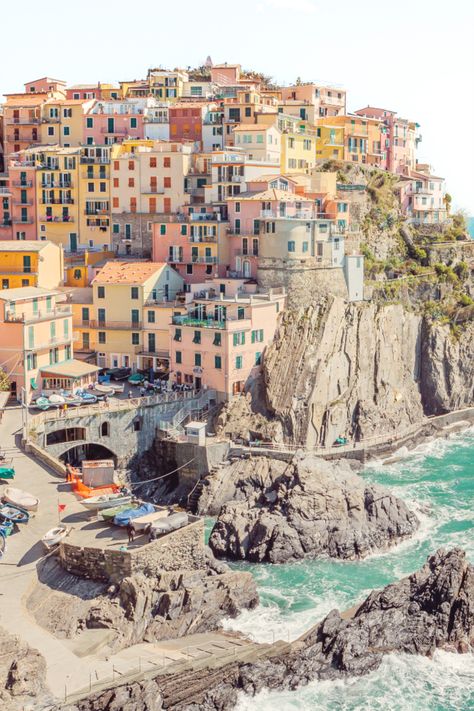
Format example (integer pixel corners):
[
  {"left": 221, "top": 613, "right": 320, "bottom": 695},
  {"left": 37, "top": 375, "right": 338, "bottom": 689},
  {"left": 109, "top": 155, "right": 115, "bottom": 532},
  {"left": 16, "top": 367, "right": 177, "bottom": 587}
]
[
  {"left": 77, "top": 391, "right": 98, "bottom": 404},
  {"left": 128, "top": 373, "right": 145, "bottom": 385},
  {"left": 0, "top": 466, "right": 15, "bottom": 480},
  {"left": 0, "top": 520, "right": 14, "bottom": 537},
  {"left": 132, "top": 507, "right": 170, "bottom": 531},
  {"left": 41, "top": 525, "right": 69, "bottom": 550},
  {"left": 113, "top": 502, "right": 155, "bottom": 527},
  {"left": 3, "top": 486, "right": 39, "bottom": 512},
  {"left": 94, "top": 383, "right": 115, "bottom": 395},
  {"left": 34, "top": 396, "right": 51, "bottom": 411},
  {"left": 150, "top": 512, "right": 188, "bottom": 536},
  {"left": 72, "top": 477, "right": 121, "bottom": 499},
  {"left": 63, "top": 394, "right": 82, "bottom": 407},
  {"left": 109, "top": 382, "right": 125, "bottom": 393},
  {"left": 101, "top": 501, "right": 140, "bottom": 521},
  {"left": 49, "top": 393, "right": 66, "bottom": 405},
  {"left": 0, "top": 504, "right": 29, "bottom": 524},
  {"left": 81, "top": 493, "right": 132, "bottom": 511},
  {"left": 0, "top": 531, "right": 6, "bottom": 559}
]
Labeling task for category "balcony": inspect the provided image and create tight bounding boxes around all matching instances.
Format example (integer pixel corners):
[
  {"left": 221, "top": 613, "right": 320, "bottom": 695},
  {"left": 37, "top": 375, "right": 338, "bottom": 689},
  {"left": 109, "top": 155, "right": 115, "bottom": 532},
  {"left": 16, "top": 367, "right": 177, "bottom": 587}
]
[
  {"left": 13, "top": 218, "right": 34, "bottom": 224},
  {"left": 134, "top": 346, "right": 169, "bottom": 357},
  {"left": 82, "top": 172, "right": 108, "bottom": 179},
  {"left": 25, "top": 334, "right": 76, "bottom": 351},
  {"left": 188, "top": 235, "right": 218, "bottom": 243},
  {"left": 142, "top": 188, "right": 165, "bottom": 195},
  {"left": 234, "top": 249, "right": 259, "bottom": 257},
  {"left": 41, "top": 117, "right": 61, "bottom": 124},
  {"left": 260, "top": 210, "right": 316, "bottom": 220},
  {"left": 12, "top": 180, "right": 33, "bottom": 188},
  {"left": 0, "top": 188, "right": 11, "bottom": 195},
  {"left": 13, "top": 199, "right": 33, "bottom": 206},
  {"left": 39, "top": 215, "right": 74, "bottom": 223},
  {"left": 10, "top": 117, "right": 40, "bottom": 125},
  {"left": 5, "top": 305, "right": 72, "bottom": 323},
  {"left": 85, "top": 208, "right": 109, "bottom": 215},
  {"left": 41, "top": 181, "right": 73, "bottom": 188},
  {"left": 89, "top": 320, "right": 142, "bottom": 330},
  {"left": 0, "top": 220, "right": 12, "bottom": 227},
  {"left": 100, "top": 126, "right": 128, "bottom": 135},
  {"left": 38, "top": 164, "right": 60, "bottom": 171},
  {"left": 0, "top": 266, "right": 37, "bottom": 275},
  {"left": 172, "top": 315, "right": 252, "bottom": 331},
  {"left": 80, "top": 156, "right": 110, "bottom": 164},
  {"left": 40, "top": 199, "right": 74, "bottom": 205}
]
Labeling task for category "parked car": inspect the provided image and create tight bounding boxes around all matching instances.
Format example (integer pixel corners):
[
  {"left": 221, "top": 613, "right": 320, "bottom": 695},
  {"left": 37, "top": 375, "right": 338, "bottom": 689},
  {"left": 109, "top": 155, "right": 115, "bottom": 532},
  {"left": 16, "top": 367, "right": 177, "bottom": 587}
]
[{"left": 106, "top": 367, "right": 131, "bottom": 381}]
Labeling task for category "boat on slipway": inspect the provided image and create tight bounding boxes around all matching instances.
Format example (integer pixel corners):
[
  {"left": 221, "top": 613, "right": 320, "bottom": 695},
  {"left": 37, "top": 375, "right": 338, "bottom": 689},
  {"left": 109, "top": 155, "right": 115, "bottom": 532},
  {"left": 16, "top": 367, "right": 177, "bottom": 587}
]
[
  {"left": 0, "top": 504, "right": 29, "bottom": 524},
  {"left": 113, "top": 502, "right": 154, "bottom": 527},
  {"left": 132, "top": 507, "right": 170, "bottom": 531},
  {"left": 81, "top": 493, "right": 132, "bottom": 511},
  {"left": 101, "top": 501, "right": 140, "bottom": 521},
  {"left": 41, "top": 525, "right": 69, "bottom": 551},
  {"left": 3, "top": 486, "right": 39, "bottom": 512}
]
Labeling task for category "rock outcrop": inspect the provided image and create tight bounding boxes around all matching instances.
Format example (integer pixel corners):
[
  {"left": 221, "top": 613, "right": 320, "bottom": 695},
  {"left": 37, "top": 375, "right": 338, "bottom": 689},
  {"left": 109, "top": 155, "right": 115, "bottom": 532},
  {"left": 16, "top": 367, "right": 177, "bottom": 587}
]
[
  {"left": 0, "top": 626, "right": 49, "bottom": 709},
  {"left": 208, "top": 455, "right": 418, "bottom": 563},
  {"left": 216, "top": 297, "right": 474, "bottom": 447},
  {"left": 60, "top": 548, "right": 474, "bottom": 711}
]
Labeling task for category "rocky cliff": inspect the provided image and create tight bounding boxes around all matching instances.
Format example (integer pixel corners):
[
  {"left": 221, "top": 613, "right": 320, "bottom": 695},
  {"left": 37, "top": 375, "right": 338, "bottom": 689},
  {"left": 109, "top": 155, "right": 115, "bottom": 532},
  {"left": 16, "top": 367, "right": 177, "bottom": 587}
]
[
  {"left": 216, "top": 296, "right": 474, "bottom": 447},
  {"left": 208, "top": 455, "right": 418, "bottom": 563},
  {"left": 0, "top": 626, "right": 50, "bottom": 709},
  {"left": 60, "top": 548, "right": 474, "bottom": 711}
]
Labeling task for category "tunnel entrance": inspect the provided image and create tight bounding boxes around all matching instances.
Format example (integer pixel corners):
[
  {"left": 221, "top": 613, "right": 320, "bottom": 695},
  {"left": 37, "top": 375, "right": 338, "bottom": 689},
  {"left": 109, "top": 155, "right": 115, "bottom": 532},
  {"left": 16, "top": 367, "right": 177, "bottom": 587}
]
[{"left": 59, "top": 443, "right": 118, "bottom": 467}]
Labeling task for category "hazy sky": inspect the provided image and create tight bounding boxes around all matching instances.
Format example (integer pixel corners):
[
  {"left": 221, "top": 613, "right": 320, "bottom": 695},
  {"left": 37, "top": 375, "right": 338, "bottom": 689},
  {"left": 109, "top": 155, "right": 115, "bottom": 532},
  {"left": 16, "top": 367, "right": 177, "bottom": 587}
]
[{"left": 3, "top": 0, "right": 473, "bottom": 212}]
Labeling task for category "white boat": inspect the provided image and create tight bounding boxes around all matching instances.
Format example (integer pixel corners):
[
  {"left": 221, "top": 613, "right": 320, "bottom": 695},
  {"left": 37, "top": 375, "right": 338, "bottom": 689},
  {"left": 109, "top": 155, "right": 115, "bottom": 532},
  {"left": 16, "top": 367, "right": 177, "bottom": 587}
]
[
  {"left": 95, "top": 383, "right": 115, "bottom": 394},
  {"left": 132, "top": 508, "right": 169, "bottom": 531},
  {"left": 81, "top": 493, "right": 132, "bottom": 511},
  {"left": 109, "top": 382, "right": 125, "bottom": 393},
  {"left": 42, "top": 525, "right": 69, "bottom": 550},
  {"left": 3, "top": 486, "right": 39, "bottom": 512},
  {"left": 151, "top": 512, "right": 188, "bottom": 536},
  {"left": 49, "top": 393, "right": 66, "bottom": 405}
]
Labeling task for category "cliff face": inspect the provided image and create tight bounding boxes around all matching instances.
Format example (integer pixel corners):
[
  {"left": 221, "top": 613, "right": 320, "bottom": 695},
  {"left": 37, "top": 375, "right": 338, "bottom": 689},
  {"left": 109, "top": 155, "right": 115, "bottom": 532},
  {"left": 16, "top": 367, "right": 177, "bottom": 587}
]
[{"left": 218, "top": 296, "right": 474, "bottom": 447}]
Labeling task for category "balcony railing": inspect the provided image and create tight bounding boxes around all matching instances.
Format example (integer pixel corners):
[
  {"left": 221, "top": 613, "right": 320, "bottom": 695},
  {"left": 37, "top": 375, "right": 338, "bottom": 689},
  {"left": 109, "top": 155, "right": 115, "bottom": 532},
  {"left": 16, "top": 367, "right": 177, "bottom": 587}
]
[
  {"left": 100, "top": 126, "right": 128, "bottom": 135},
  {"left": 13, "top": 200, "right": 33, "bottom": 206},
  {"left": 82, "top": 172, "right": 108, "bottom": 179},
  {"left": 37, "top": 164, "right": 60, "bottom": 171},
  {"left": 10, "top": 117, "right": 40, "bottom": 125},
  {"left": 172, "top": 315, "right": 251, "bottom": 330},
  {"left": 0, "top": 220, "right": 12, "bottom": 227},
  {"left": 89, "top": 320, "right": 142, "bottom": 330},
  {"left": 0, "top": 188, "right": 11, "bottom": 195},
  {"left": 40, "top": 199, "right": 74, "bottom": 205},
  {"left": 39, "top": 215, "right": 74, "bottom": 223},
  {"left": 41, "top": 181, "right": 73, "bottom": 188},
  {"left": 5, "top": 306, "right": 72, "bottom": 323},
  {"left": 0, "top": 267, "right": 38, "bottom": 275},
  {"left": 25, "top": 334, "right": 76, "bottom": 351},
  {"left": 41, "top": 117, "right": 61, "bottom": 124},
  {"left": 188, "top": 235, "right": 218, "bottom": 243},
  {"left": 85, "top": 208, "right": 109, "bottom": 215},
  {"left": 12, "top": 180, "right": 33, "bottom": 188},
  {"left": 13, "top": 218, "right": 34, "bottom": 224},
  {"left": 234, "top": 249, "right": 259, "bottom": 256}
]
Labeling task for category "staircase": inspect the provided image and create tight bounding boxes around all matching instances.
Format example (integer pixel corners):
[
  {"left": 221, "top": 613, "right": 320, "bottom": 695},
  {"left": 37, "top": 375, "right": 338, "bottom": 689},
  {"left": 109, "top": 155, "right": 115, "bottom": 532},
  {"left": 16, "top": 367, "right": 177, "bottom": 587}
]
[{"left": 187, "top": 479, "right": 204, "bottom": 513}]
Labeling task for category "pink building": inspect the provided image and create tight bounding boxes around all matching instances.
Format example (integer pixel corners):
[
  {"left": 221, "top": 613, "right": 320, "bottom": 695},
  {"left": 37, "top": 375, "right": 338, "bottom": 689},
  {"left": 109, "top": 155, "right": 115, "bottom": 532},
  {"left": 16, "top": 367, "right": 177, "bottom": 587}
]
[
  {"left": 169, "top": 278, "right": 285, "bottom": 400},
  {"left": 354, "top": 107, "right": 420, "bottom": 174},
  {"left": 83, "top": 101, "right": 145, "bottom": 145},
  {"left": 226, "top": 176, "right": 315, "bottom": 278},
  {"left": 66, "top": 84, "right": 119, "bottom": 101},
  {"left": 8, "top": 157, "right": 37, "bottom": 241},
  {"left": 152, "top": 210, "right": 230, "bottom": 284},
  {"left": 398, "top": 165, "right": 447, "bottom": 225}
]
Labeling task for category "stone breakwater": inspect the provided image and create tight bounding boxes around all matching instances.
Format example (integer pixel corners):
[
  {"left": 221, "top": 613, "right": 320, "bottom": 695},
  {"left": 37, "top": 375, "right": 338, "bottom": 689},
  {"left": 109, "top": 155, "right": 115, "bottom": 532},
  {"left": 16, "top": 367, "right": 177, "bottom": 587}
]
[
  {"left": 58, "top": 548, "right": 474, "bottom": 710},
  {"left": 205, "top": 455, "right": 419, "bottom": 563}
]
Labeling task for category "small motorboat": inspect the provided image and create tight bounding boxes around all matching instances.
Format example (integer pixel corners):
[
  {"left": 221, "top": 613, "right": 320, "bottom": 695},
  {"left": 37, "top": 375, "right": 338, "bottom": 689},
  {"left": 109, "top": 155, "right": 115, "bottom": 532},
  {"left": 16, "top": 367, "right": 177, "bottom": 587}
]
[
  {"left": 113, "top": 502, "right": 154, "bottom": 527},
  {"left": 34, "top": 396, "right": 51, "bottom": 411},
  {"left": 101, "top": 501, "right": 140, "bottom": 521},
  {"left": 94, "top": 383, "right": 115, "bottom": 395},
  {"left": 128, "top": 373, "right": 145, "bottom": 385},
  {"left": 72, "top": 476, "right": 120, "bottom": 499},
  {"left": 41, "top": 525, "right": 69, "bottom": 551},
  {"left": 150, "top": 512, "right": 188, "bottom": 537},
  {"left": 0, "top": 530, "right": 6, "bottom": 559},
  {"left": 132, "top": 507, "right": 169, "bottom": 532},
  {"left": 81, "top": 493, "right": 132, "bottom": 511},
  {"left": 3, "top": 486, "right": 39, "bottom": 512},
  {"left": 49, "top": 393, "right": 66, "bottom": 406},
  {"left": 0, "top": 504, "right": 29, "bottom": 524},
  {"left": 77, "top": 391, "right": 98, "bottom": 404},
  {"left": 0, "top": 466, "right": 15, "bottom": 480},
  {"left": 109, "top": 382, "right": 125, "bottom": 393}
]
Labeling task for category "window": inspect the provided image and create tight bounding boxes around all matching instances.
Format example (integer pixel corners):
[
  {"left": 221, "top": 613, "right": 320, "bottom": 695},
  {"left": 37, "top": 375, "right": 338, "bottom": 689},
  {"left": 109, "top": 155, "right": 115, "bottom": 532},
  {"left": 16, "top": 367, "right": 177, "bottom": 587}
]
[
  {"left": 22, "top": 279, "right": 29, "bottom": 287},
  {"left": 160, "top": 224, "right": 166, "bottom": 235},
  {"left": 88, "top": 182, "right": 94, "bottom": 192},
  {"left": 213, "top": 332, "right": 221, "bottom": 346},
  {"left": 133, "top": 419, "right": 141, "bottom": 432},
  {"left": 86, "top": 117, "right": 93, "bottom": 128},
  {"left": 112, "top": 197, "right": 119, "bottom": 208},
  {"left": 215, "top": 355, "right": 222, "bottom": 369},
  {"left": 256, "top": 134, "right": 264, "bottom": 144},
  {"left": 251, "top": 329, "right": 264, "bottom": 343},
  {"left": 245, "top": 107, "right": 252, "bottom": 117},
  {"left": 48, "top": 127, "right": 54, "bottom": 136},
  {"left": 186, "top": 264, "right": 193, "bottom": 275},
  {"left": 164, "top": 157, "right": 171, "bottom": 168},
  {"left": 97, "top": 286, "right": 105, "bottom": 298},
  {"left": 194, "top": 353, "right": 201, "bottom": 367},
  {"left": 128, "top": 177, "right": 135, "bottom": 188},
  {"left": 101, "top": 422, "right": 110, "bottom": 437},
  {"left": 128, "top": 161, "right": 134, "bottom": 171},
  {"left": 63, "top": 108, "right": 72, "bottom": 118},
  {"left": 147, "top": 311, "right": 155, "bottom": 323},
  {"left": 175, "top": 350, "right": 182, "bottom": 364},
  {"left": 255, "top": 352, "right": 261, "bottom": 365},
  {"left": 114, "top": 160, "right": 119, "bottom": 170},
  {"left": 288, "top": 241, "right": 296, "bottom": 252},
  {"left": 235, "top": 202, "right": 241, "bottom": 213},
  {"left": 131, "top": 286, "right": 139, "bottom": 299},
  {"left": 237, "top": 306, "right": 245, "bottom": 320},
  {"left": 100, "top": 182, "right": 106, "bottom": 193},
  {"left": 112, "top": 223, "right": 119, "bottom": 234},
  {"left": 63, "top": 126, "right": 70, "bottom": 136},
  {"left": 150, "top": 157, "right": 157, "bottom": 168},
  {"left": 233, "top": 331, "right": 245, "bottom": 346},
  {"left": 193, "top": 330, "right": 201, "bottom": 344},
  {"left": 131, "top": 332, "right": 139, "bottom": 345},
  {"left": 130, "top": 117, "right": 137, "bottom": 128},
  {"left": 174, "top": 328, "right": 182, "bottom": 341},
  {"left": 302, "top": 241, "right": 309, "bottom": 253},
  {"left": 235, "top": 355, "right": 243, "bottom": 369},
  {"left": 98, "top": 331, "right": 106, "bottom": 343}
]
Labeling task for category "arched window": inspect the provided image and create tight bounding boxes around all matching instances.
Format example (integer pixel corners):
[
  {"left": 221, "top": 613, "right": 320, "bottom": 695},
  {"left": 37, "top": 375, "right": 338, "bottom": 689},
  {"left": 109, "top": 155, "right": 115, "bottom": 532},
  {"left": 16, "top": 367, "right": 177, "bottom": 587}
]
[{"left": 100, "top": 421, "right": 110, "bottom": 437}]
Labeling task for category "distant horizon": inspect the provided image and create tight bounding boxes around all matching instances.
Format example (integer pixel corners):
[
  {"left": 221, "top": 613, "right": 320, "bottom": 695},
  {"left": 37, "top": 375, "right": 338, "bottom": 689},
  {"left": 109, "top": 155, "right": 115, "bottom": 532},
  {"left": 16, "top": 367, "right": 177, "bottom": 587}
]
[{"left": 2, "top": 0, "right": 473, "bottom": 212}]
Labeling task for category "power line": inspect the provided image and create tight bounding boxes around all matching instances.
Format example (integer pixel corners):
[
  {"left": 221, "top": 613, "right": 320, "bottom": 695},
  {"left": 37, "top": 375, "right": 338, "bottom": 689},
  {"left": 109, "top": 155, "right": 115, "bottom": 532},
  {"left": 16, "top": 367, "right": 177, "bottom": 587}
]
[{"left": 130, "top": 457, "right": 196, "bottom": 489}]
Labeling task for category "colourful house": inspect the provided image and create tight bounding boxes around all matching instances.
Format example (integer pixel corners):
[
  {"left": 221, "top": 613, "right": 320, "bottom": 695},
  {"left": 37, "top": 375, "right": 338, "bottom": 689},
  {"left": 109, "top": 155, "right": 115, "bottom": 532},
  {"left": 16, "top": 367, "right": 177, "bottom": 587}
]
[
  {"left": 354, "top": 107, "right": 419, "bottom": 175},
  {"left": 91, "top": 261, "right": 184, "bottom": 370},
  {"left": 0, "top": 286, "right": 98, "bottom": 402},
  {"left": 232, "top": 124, "right": 281, "bottom": 164},
  {"left": 0, "top": 240, "right": 63, "bottom": 289},
  {"left": 316, "top": 115, "right": 387, "bottom": 168},
  {"left": 315, "top": 124, "right": 345, "bottom": 161},
  {"left": 8, "top": 151, "right": 37, "bottom": 240},
  {"left": 40, "top": 99, "right": 94, "bottom": 147},
  {"left": 398, "top": 165, "right": 447, "bottom": 225},
  {"left": 83, "top": 100, "right": 146, "bottom": 145},
  {"left": 169, "top": 279, "right": 285, "bottom": 400}
]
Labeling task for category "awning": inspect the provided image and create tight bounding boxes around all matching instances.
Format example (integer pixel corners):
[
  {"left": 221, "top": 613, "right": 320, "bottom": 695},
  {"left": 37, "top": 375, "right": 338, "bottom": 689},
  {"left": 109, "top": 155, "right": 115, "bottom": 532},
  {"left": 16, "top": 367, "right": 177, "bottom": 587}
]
[{"left": 40, "top": 359, "right": 99, "bottom": 380}]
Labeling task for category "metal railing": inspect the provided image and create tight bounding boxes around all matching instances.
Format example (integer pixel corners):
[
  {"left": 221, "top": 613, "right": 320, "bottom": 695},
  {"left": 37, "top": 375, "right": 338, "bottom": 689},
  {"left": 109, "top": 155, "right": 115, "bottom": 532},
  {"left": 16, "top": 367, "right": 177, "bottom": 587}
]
[
  {"left": 5, "top": 306, "right": 71, "bottom": 323},
  {"left": 39, "top": 216, "right": 74, "bottom": 223},
  {"left": 88, "top": 320, "right": 142, "bottom": 330}
]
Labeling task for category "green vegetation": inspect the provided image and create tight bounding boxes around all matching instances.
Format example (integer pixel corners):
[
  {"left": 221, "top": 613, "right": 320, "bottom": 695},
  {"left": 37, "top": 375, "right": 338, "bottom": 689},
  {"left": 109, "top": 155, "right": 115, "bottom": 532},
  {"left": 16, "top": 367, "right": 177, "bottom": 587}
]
[{"left": 0, "top": 368, "right": 10, "bottom": 392}]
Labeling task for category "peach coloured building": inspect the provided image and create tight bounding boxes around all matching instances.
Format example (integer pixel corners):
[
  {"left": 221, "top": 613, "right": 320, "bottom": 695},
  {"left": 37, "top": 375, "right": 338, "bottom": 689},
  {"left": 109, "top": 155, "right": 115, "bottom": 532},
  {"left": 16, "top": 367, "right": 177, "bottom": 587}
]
[
  {"left": 281, "top": 83, "right": 346, "bottom": 117},
  {"left": 152, "top": 212, "right": 230, "bottom": 283},
  {"left": 8, "top": 153, "right": 37, "bottom": 240},
  {"left": 0, "top": 286, "right": 97, "bottom": 402},
  {"left": 169, "top": 278, "right": 285, "bottom": 400},
  {"left": 354, "top": 107, "right": 419, "bottom": 174},
  {"left": 317, "top": 115, "right": 387, "bottom": 168},
  {"left": 83, "top": 100, "right": 146, "bottom": 145}
]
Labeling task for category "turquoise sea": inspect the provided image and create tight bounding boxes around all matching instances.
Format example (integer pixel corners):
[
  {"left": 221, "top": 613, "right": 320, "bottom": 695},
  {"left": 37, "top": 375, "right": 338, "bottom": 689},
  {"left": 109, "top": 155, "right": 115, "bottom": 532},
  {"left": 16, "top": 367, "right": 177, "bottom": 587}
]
[
  {"left": 468, "top": 216, "right": 474, "bottom": 239},
  {"left": 218, "top": 430, "right": 474, "bottom": 710}
]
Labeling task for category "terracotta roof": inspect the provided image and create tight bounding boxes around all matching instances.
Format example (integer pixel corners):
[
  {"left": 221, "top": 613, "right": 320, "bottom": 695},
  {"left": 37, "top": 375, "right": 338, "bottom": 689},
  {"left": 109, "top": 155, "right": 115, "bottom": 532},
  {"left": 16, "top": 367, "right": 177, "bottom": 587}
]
[
  {"left": 228, "top": 188, "right": 312, "bottom": 202},
  {"left": 92, "top": 261, "right": 166, "bottom": 285}
]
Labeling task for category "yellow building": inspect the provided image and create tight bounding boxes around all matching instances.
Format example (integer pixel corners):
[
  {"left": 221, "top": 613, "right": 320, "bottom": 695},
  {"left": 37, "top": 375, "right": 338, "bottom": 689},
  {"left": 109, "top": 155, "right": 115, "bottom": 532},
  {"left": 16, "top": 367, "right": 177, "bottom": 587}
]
[
  {"left": 60, "top": 286, "right": 97, "bottom": 362},
  {"left": 147, "top": 69, "right": 188, "bottom": 100},
  {"left": 277, "top": 115, "right": 316, "bottom": 173},
  {"left": 91, "top": 261, "right": 184, "bottom": 370},
  {"left": 79, "top": 146, "right": 111, "bottom": 250},
  {"left": 316, "top": 115, "right": 385, "bottom": 167},
  {"left": 40, "top": 99, "right": 95, "bottom": 147},
  {"left": 64, "top": 248, "right": 115, "bottom": 288},
  {"left": 35, "top": 146, "right": 81, "bottom": 250},
  {"left": 0, "top": 240, "right": 63, "bottom": 289},
  {"left": 315, "top": 124, "right": 345, "bottom": 161}
]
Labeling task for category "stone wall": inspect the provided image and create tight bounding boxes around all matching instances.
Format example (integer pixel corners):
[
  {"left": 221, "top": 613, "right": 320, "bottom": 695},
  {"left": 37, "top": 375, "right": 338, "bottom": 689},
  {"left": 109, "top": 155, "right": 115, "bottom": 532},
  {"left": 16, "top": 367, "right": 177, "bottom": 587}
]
[
  {"left": 257, "top": 260, "right": 348, "bottom": 308},
  {"left": 425, "top": 240, "right": 474, "bottom": 267},
  {"left": 111, "top": 212, "right": 154, "bottom": 257},
  {"left": 59, "top": 519, "right": 206, "bottom": 583}
]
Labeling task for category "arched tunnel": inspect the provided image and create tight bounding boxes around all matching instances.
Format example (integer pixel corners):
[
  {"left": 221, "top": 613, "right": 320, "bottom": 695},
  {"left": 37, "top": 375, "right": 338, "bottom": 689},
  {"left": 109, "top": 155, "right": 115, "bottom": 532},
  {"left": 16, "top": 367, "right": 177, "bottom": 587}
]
[{"left": 59, "top": 443, "right": 118, "bottom": 467}]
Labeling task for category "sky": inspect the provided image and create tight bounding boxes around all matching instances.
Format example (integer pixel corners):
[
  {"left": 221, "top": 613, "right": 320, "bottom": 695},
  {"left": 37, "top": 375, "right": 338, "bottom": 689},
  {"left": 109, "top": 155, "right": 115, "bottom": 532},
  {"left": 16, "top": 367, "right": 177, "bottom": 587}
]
[{"left": 3, "top": 0, "right": 474, "bottom": 213}]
